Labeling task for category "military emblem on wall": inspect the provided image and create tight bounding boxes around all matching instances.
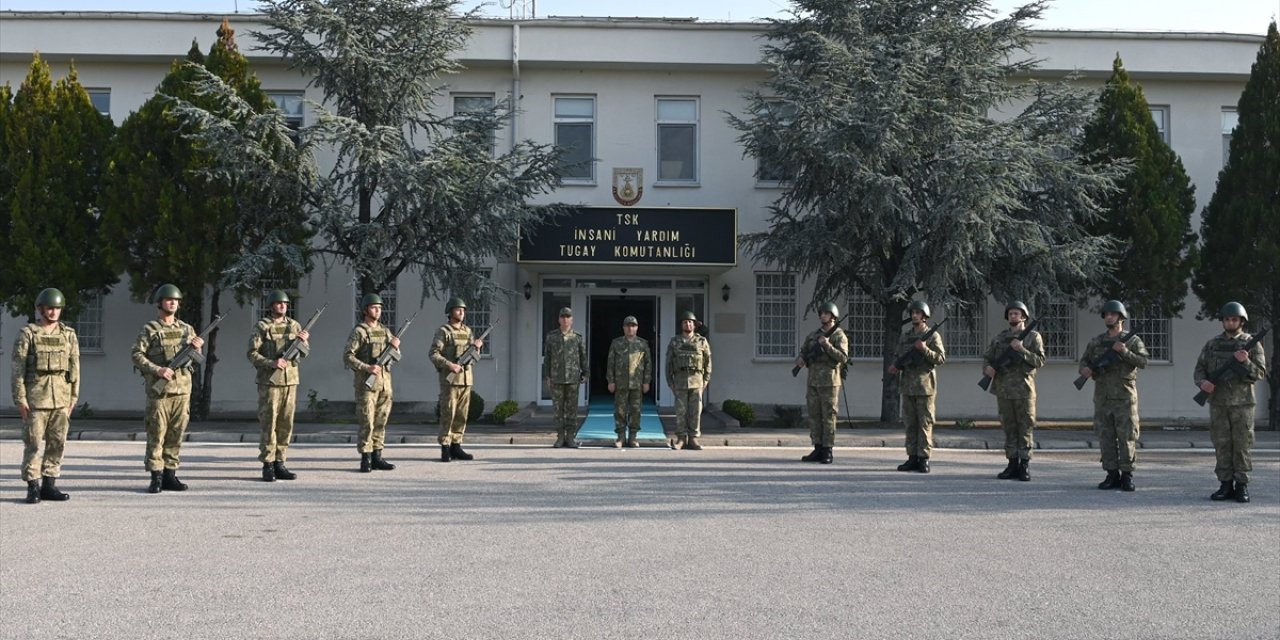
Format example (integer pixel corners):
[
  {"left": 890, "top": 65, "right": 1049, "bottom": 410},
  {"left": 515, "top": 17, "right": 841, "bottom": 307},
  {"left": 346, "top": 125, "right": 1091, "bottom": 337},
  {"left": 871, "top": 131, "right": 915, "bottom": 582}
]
[{"left": 612, "top": 167, "right": 643, "bottom": 206}]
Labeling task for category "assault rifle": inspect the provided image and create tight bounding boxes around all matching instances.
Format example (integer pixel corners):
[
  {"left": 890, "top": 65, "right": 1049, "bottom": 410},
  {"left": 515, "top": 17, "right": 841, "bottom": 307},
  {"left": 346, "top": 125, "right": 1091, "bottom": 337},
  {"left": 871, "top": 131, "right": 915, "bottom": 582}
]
[
  {"left": 267, "top": 303, "right": 328, "bottom": 386},
  {"left": 1192, "top": 327, "right": 1269, "bottom": 406},
  {"left": 363, "top": 311, "right": 419, "bottom": 390},
  {"left": 445, "top": 320, "right": 499, "bottom": 385},
  {"left": 792, "top": 316, "right": 845, "bottom": 377},
  {"left": 152, "top": 313, "right": 226, "bottom": 395},
  {"left": 977, "top": 317, "right": 1041, "bottom": 391},
  {"left": 1073, "top": 324, "right": 1141, "bottom": 391},
  {"left": 891, "top": 318, "right": 948, "bottom": 371}
]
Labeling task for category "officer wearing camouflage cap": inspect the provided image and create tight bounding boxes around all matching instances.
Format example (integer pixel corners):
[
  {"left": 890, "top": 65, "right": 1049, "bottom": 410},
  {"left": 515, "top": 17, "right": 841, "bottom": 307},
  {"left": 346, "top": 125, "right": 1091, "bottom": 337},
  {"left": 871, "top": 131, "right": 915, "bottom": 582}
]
[
  {"left": 606, "top": 315, "right": 652, "bottom": 448},
  {"left": 12, "top": 288, "right": 79, "bottom": 504},
  {"left": 1077, "top": 300, "right": 1148, "bottom": 492},
  {"left": 1194, "top": 302, "right": 1267, "bottom": 503},
  {"left": 543, "top": 307, "right": 587, "bottom": 448}
]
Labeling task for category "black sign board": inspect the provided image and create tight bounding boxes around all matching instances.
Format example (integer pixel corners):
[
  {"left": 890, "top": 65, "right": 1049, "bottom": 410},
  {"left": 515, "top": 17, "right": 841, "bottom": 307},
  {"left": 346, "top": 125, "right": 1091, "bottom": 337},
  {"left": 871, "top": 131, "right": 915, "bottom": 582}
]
[{"left": 518, "top": 207, "right": 736, "bottom": 266}]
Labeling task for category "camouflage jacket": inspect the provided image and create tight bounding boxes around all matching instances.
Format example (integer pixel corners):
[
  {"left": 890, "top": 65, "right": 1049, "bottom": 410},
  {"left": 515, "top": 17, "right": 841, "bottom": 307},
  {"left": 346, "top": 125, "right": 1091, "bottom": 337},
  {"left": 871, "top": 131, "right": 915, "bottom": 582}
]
[
  {"left": 895, "top": 325, "right": 946, "bottom": 396},
  {"left": 1193, "top": 332, "right": 1268, "bottom": 407},
  {"left": 982, "top": 328, "right": 1045, "bottom": 399},
  {"left": 247, "top": 317, "right": 306, "bottom": 387},
  {"left": 801, "top": 326, "right": 848, "bottom": 388},
  {"left": 665, "top": 333, "right": 711, "bottom": 390},
  {"left": 1079, "top": 330, "right": 1148, "bottom": 402},
  {"left": 131, "top": 318, "right": 198, "bottom": 397},
  {"left": 430, "top": 322, "right": 475, "bottom": 387},
  {"left": 543, "top": 329, "right": 587, "bottom": 384},
  {"left": 606, "top": 336, "right": 652, "bottom": 389},
  {"left": 344, "top": 322, "right": 394, "bottom": 392},
  {"left": 11, "top": 322, "right": 79, "bottom": 410}
]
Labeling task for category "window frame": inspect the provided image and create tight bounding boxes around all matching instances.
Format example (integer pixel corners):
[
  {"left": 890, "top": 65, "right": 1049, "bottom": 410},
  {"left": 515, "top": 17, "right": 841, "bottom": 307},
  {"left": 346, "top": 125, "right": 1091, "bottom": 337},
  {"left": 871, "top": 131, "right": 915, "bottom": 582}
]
[
  {"left": 452, "top": 92, "right": 498, "bottom": 156},
  {"left": 267, "top": 90, "right": 305, "bottom": 132},
  {"left": 72, "top": 292, "right": 104, "bottom": 354},
  {"left": 754, "top": 272, "right": 796, "bottom": 359},
  {"left": 1038, "top": 301, "right": 1077, "bottom": 361},
  {"left": 553, "top": 95, "right": 596, "bottom": 183},
  {"left": 655, "top": 96, "right": 699, "bottom": 185},
  {"left": 86, "top": 88, "right": 110, "bottom": 117},
  {"left": 1149, "top": 105, "right": 1170, "bottom": 145},
  {"left": 754, "top": 99, "right": 795, "bottom": 187},
  {"left": 943, "top": 303, "right": 986, "bottom": 360},
  {"left": 844, "top": 291, "right": 885, "bottom": 360}
]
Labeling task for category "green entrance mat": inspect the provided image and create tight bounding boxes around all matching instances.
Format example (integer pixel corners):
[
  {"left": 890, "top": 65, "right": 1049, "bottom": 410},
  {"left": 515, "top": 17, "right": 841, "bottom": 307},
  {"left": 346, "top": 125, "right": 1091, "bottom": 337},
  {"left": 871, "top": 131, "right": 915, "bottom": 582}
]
[{"left": 575, "top": 396, "right": 666, "bottom": 441}]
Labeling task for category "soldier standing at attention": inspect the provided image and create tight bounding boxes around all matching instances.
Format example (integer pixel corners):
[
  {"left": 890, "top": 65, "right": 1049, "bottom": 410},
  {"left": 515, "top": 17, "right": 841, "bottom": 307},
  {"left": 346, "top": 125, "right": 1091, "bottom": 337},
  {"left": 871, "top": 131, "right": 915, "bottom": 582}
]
[
  {"left": 1078, "top": 300, "right": 1148, "bottom": 492},
  {"left": 665, "top": 310, "right": 712, "bottom": 450},
  {"left": 887, "top": 300, "right": 945, "bottom": 473},
  {"left": 344, "top": 293, "right": 399, "bottom": 473},
  {"left": 982, "top": 301, "right": 1045, "bottom": 481},
  {"left": 543, "top": 307, "right": 587, "bottom": 448},
  {"left": 131, "top": 284, "right": 203, "bottom": 494},
  {"left": 247, "top": 290, "right": 309, "bottom": 482},
  {"left": 795, "top": 302, "right": 848, "bottom": 464},
  {"left": 606, "top": 315, "right": 652, "bottom": 448},
  {"left": 12, "top": 288, "right": 79, "bottom": 504},
  {"left": 1194, "top": 302, "right": 1267, "bottom": 503},
  {"left": 430, "top": 297, "right": 483, "bottom": 461}
]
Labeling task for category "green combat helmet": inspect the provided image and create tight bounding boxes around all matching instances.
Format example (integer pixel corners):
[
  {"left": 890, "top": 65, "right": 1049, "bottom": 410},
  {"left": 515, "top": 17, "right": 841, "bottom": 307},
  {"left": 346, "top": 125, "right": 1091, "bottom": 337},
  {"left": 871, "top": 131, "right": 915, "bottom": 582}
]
[
  {"left": 361, "top": 293, "right": 384, "bottom": 308},
  {"left": 1220, "top": 301, "right": 1248, "bottom": 322},
  {"left": 678, "top": 310, "right": 698, "bottom": 322},
  {"left": 445, "top": 297, "right": 466, "bottom": 312},
  {"left": 267, "top": 290, "right": 291, "bottom": 304},
  {"left": 818, "top": 301, "right": 840, "bottom": 317},
  {"left": 1006, "top": 300, "right": 1029, "bottom": 320},
  {"left": 35, "top": 288, "right": 66, "bottom": 308},
  {"left": 908, "top": 300, "right": 930, "bottom": 319},
  {"left": 153, "top": 284, "right": 183, "bottom": 305},
  {"left": 1100, "top": 299, "right": 1128, "bottom": 319}
]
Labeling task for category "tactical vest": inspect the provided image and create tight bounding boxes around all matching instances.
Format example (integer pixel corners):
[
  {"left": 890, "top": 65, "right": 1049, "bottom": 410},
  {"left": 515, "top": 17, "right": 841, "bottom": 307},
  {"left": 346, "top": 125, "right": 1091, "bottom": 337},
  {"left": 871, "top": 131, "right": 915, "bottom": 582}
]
[
  {"left": 27, "top": 324, "right": 73, "bottom": 375},
  {"left": 354, "top": 324, "right": 391, "bottom": 365}
]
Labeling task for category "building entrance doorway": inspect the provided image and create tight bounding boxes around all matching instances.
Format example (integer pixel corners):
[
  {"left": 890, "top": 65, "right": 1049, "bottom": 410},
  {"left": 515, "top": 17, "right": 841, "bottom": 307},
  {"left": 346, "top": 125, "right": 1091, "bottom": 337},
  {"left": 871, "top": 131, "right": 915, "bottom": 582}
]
[{"left": 587, "top": 296, "right": 658, "bottom": 402}]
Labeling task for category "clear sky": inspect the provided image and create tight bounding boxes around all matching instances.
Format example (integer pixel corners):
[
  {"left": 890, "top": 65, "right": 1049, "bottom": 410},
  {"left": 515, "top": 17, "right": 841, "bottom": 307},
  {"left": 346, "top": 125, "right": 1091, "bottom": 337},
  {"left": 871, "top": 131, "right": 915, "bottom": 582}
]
[{"left": 0, "top": 0, "right": 1274, "bottom": 35}]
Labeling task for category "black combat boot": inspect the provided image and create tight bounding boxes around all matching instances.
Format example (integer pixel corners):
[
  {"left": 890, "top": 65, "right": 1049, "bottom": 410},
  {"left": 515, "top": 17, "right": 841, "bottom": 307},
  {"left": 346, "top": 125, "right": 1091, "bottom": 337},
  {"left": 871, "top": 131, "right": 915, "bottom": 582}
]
[
  {"left": 897, "top": 456, "right": 919, "bottom": 471},
  {"left": 1098, "top": 470, "right": 1121, "bottom": 490},
  {"left": 801, "top": 446, "right": 824, "bottom": 462},
  {"left": 39, "top": 477, "right": 69, "bottom": 501},
  {"left": 148, "top": 471, "right": 163, "bottom": 494},
  {"left": 449, "top": 443, "right": 474, "bottom": 461},
  {"left": 1234, "top": 482, "right": 1250, "bottom": 503},
  {"left": 161, "top": 468, "right": 188, "bottom": 491},
  {"left": 1210, "top": 481, "right": 1234, "bottom": 501},
  {"left": 262, "top": 463, "right": 276, "bottom": 482},
  {"left": 819, "top": 446, "right": 833, "bottom": 465},
  {"left": 916, "top": 458, "right": 930, "bottom": 474},
  {"left": 1016, "top": 459, "right": 1030, "bottom": 482},
  {"left": 371, "top": 449, "right": 396, "bottom": 470},
  {"left": 360, "top": 453, "right": 372, "bottom": 473},
  {"left": 997, "top": 459, "right": 1019, "bottom": 479},
  {"left": 440, "top": 444, "right": 452, "bottom": 462},
  {"left": 682, "top": 436, "right": 703, "bottom": 451},
  {"left": 273, "top": 461, "right": 297, "bottom": 480},
  {"left": 1119, "top": 472, "right": 1135, "bottom": 492},
  {"left": 26, "top": 480, "right": 40, "bottom": 504}
]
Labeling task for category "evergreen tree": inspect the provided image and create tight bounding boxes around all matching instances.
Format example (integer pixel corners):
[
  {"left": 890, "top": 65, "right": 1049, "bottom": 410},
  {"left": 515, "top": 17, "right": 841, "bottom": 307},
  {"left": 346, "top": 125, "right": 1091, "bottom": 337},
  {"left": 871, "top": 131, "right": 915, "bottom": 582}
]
[
  {"left": 1192, "top": 21, "right": 1279, "bottom": 426},
  {"left": 0, "top": 53, "right": 116, "bottom": 320},
  {"left": 730, "top": 0, "right": 1121, "bottom": 421},
  {"left": 1080, "top": 55, "right": 1198, "bottom": 316}
]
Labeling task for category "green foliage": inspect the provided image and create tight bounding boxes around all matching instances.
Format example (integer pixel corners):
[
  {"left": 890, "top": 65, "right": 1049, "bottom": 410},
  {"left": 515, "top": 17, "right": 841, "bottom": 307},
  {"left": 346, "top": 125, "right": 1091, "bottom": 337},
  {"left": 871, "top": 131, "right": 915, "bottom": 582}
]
[
  {"left": 492, "top": 400, "right": 520, "bottom": 424},
  {"left": 306, "top": 388, "right": 331, "bottom": 420},
  {"left": 721, "top": 399, "right": 756, "bottom": 426},
  {"left": 0, "top": 54, "right": 117, "bottom": 319},
  {"left": 954, "top": 418, "right": 976, "bottom": 430},
  {"left": 773, "top": 405, "right": 804, "bottom": 429},
  {"left": 469, "top": 390, "right": 485, "bottom": 423},
  {"left": 1080, "top": 55, "right": 1199, "bottom": 315}
]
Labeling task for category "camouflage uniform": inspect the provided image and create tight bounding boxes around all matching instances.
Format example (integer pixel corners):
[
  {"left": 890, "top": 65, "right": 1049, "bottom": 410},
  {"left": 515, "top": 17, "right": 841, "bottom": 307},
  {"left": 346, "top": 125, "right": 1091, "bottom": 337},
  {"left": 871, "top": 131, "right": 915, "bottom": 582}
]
[
  {"left": 12, "top": 322, "right": 79, "bottom": 482},
  {"left": 131, "top": 319, "right": 198, "bottom": 471},
  {"left": 665, "top": 333, "right": 712, "bottom": 440},
  {"left": 895, "top": 326, "right": 946, "bottom": 460},
  {"left": 1194, "top": 332, "right": 1267, "bottom": 486},
  {"left": 247, "top": 316, "right": 306, "bottom": 464},
  {"left": 430, "top": 322, "right": 475, "bottom": 446},
  {"left": 982, "top": 328, "right": 1045, "bottom": 462},
  {"left": 1079, "top": 331, "right": 1149, "bottom": 473},
  {"left": 801, "top": 326, "right": 848, "bottom": 448},
  {"left": 543, "top": 329, "right": 587, "bottom": 442},
  {"left": 606, "top": 335, "right": 652, "bottom": 439},
  {"left": 344, "top": 322, "right": 395, "bottom": 454}
]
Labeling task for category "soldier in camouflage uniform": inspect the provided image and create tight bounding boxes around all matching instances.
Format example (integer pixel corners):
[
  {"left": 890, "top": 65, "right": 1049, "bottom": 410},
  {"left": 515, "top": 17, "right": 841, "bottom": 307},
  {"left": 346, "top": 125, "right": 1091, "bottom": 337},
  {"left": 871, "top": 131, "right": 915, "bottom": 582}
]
[
  {"left": 1194, "top": 302, "right": 1268, "bottom": 503},
  {"left": 131, "top": 284, "right": 204, "bottom": 494},
  {"left": 887, "top": 300, "right": 946, "bottom": 473},
  {"left": 247, "top": 290, "right": 310, "bottom": 482},
  {"left": 606, "top": 315, "right": 652, "bottom": 448},
  {"left": 430, "top": 297, "right": 483, "bottom": 461},
  {"left": 1077, "top": 300, "right": 1148, "bottom": 492},
  {"left": 665, "top": 310, "right": 712, "bottom": 450},
  {"left": 12, "top": 288, "right": 79, "bottom": 504},
  {"left": 543, "top": 307, "right": 587, "bottom": 448},
  {"left": 344, "top": 293, "right": 400, "bottom": 473},
  {"left": 982, "top": 301, "right": 1045, "bottom": 481},
  {"left": 795, "top": 302, "right": 848, "bottom": 464}
]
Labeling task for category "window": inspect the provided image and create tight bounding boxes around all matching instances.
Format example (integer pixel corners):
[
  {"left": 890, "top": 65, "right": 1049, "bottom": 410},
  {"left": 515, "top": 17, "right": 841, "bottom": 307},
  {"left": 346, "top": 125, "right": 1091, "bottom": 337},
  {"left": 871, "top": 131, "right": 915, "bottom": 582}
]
[
  {"left": 656, "top": 97, "right": 698, "bottom": 182},
  {"left": 1038, "top": 302, "right": 1076, "bottom": 361},
  {"left": 268, "top": 91, "right": 304, "bottom": 131},
  {"left": 86, "top": 89, "right": 110, "bottom": 117},
  {"left": 73, "top": 293, "right": 104, "bottom": 353},
  {"left": 754, "top": 273, "right": 795, "bottom": 358},
  {"left": 454, "top": 94, "right": 496, "bottom": 154},
  {"left": 554, "top": 96, "right": 595, "bottom": 181},
  {"left": 251, "top": 278, "right": 299, "bottom": 322},
  {"left": 1127, "top": 304, "right": 1171, "bottom": 362},
  {"left": 844, "top": 291, "right": 884, "bottom": 359},
  {"left": 1222, "top": 108, "right": 1238, "bottom": 166},
  {"left": 354, "top": 279, "right": 397, "bottom": 330},
  {"left": 1149, "top": 105, "right": 1169, "bottom": 145},
  {"left": 943, "top": 303, "right": 986, "bottom": 359},
  {"left": 755, "top": 100, "right": 795, "bottom": 185}
]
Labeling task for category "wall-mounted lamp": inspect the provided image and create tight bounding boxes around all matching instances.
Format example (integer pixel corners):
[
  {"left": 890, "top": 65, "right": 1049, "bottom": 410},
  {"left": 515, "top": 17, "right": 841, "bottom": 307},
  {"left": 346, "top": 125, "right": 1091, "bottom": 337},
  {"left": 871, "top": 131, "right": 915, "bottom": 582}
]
[
  {"left": 523, "top": 281, "right": 533, "bottom": 301},
  {"left": 721, "top": 284, "right": 731, "bottom": 302}
]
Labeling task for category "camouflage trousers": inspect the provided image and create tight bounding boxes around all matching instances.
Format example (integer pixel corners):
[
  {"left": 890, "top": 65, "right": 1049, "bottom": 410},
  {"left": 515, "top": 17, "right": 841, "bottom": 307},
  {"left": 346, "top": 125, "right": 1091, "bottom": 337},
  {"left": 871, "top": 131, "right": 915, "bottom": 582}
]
[
  {"left": 806, "top": 384, "right": 840, "bottom": 447},
  {"left": 996, "top": 396, "right": 1036, "bottom": 460},
  {"left": 22, "top": 408, "right": 69, "bottom": 482},
  {"left": 257, "top": 384, "right": 297, "bottom": 463},
  {"left": 673, "top": 387, "right": 704, "bottom": 438},
  {"left": 355, "top": 383, "right": 392, "bottom": 453},
  {"left": 1094, "top": 397, "right": 1139, "bottom": 472},
  {"left": 550, "top": 383, "right": 580, "bottom": 437},
  {"left": 613, "top": 388, "right": 643, "bottom": 435},
  {"left": 438, "top": 384, "right": 470, "bottom": 445},
  {"left": 145, "top": 393, "right": 189, "bottom": 471},
  {"left": 1209, "top": 404, "right": 1254, "bottom": 484},
  {"left": 902, "top": 394, "right": 936, "bottom": 459}
]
